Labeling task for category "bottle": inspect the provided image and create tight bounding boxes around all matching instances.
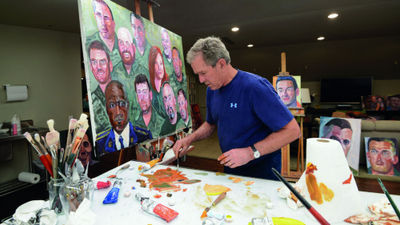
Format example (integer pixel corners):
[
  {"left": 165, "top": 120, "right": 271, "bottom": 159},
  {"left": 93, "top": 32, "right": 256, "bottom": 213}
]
[
  {"left": 135, "top": 193, "right": 179, "bottom": 222},
  {"left": 11, "top": 114, "right": 21, "bottom": 135}
]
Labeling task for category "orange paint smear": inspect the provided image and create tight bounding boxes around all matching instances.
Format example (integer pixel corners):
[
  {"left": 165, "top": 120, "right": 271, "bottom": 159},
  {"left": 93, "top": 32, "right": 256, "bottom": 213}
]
[
  {"left": 306, "top": 162, "right": 318, "bottom": 174},
  {"left": 342, "top": 174, "right": 352, "bottom": 184},
  {"left": 245, "top": 181, "right": 255, "bottom": 186},
  {"left": 107, "top": 174, "right": 116, "bottom": 178},
  {"left": 228, "top": 176, "right": 242, "bottom": 183},
  {"left": 306, "top": 173, "right": 323, "bottom": 204},
  {"left": 141, "top": 168, "right": 188, "bottom": 192},
  {"left": 319, "top": 182, "right": 334, "bottom": 202},
  {"left": 154, "top": 194, "right": 162, "bottom": 198}
]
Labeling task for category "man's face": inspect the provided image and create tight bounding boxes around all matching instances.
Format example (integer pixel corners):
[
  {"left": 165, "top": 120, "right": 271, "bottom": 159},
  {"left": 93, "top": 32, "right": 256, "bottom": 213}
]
[
  {"left": 136, "top": 82, "right": 152, "bottom": 115},
  {"left": 390, "top": 97, "right": 400, "bottom": 110},
  {"left": 93, "top": 1, "right": 115, "bottom": 40},
  {"left": 106, "top": 83, "right": 128, "bottom": 134},
  {"left": 117, "top": 29, "right": 135, "bottom": 65},
  {"left": 89, "top": 48, "right": 111, "bottom": 85},
  {"left": 178, "top": 92, "right": 188, "bottom": 122},
  {"left": 324, "top": 125, "right": 353, "bottom": 156},
  {"left": 367, "top": 140, "right": 398, "bottom": 175},
  {"left": 172, "top": 49, "right": 182, "bottom": 80},
  {"left": 132, "top": 18, "right": 145, "bottom": 52},
  {"left": 78, "top": 134, "right": 92, "bottom": 167},
  {"left": 191, "top": 53, "right": 224, "bottom": 90},
  {"left": 277, "top": 80, "right": 297, "bottom": 106},
  {"left": 162, "top": 84, "right": 177, "bottom": 124},
  {"left": 155, "top": 53, "right": 165, "bottom": 80},
  {"left": 161, "top": 30, "right": 172, "bottom": 59}
]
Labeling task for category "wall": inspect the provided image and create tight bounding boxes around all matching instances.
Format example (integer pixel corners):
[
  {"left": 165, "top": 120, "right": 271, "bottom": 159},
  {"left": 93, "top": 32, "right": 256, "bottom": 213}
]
[
  {"left": 0, "top": 24, "right": 82, "bottom": 130},
  {"left": 0, "top": 24, "right": 82, "bottom": 183}
]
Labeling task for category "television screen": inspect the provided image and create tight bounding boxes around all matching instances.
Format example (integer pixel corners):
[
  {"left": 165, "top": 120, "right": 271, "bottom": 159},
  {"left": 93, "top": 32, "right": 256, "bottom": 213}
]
[{"left": 320, "top": 77, "right": 372, "bottom": 103}]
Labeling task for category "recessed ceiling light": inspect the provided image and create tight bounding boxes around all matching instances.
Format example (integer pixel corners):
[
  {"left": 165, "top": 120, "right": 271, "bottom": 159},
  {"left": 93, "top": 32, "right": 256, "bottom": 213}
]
[
  {"left": 247, "top": 44, "right": 254, "bottom": 48},
  {"left": 317, "top": 36, "right": 325, "bottom": 41},
  {"left": 231, "top": 27, "right": 239, "bottom": 32},
  {"left": 328, "top": 13, "right": 339, "bottom": 19}
]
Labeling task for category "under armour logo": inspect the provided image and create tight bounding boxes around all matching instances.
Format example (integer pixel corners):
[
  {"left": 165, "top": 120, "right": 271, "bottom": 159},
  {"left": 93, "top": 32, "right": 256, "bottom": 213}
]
[{"left": 230, "top": 103, "right": 237, "bottom": 108}]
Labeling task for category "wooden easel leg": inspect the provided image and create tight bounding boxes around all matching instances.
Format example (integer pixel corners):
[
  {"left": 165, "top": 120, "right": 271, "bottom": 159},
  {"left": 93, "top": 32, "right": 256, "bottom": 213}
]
[
  {"left": 281, "top": 144, "right": 290, "bottom": 177},
  {"left": 117, "top": 148, "right": 125, "bottom": 166}
]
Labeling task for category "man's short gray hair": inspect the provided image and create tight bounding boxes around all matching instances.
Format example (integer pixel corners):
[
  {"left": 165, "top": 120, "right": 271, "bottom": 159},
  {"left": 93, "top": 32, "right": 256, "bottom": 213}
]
[{"left": 186, "top": 36, "right": 231, "bottom": 66}]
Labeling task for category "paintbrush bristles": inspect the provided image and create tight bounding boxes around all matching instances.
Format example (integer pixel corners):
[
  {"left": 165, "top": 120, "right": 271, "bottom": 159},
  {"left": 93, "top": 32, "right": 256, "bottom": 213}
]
[{"left": 23, "top": 132, "right": 42, "bottom": 156}]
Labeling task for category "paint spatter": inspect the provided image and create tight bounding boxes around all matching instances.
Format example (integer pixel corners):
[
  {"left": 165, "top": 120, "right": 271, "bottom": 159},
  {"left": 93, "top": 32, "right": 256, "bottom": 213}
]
[
  {"left": 228, "top": 176, "right": 242, "bottom": 183},
  {"left": 203, "top": 184, "right": 231, "bottom": 196},
  {"left": 244, "top": 181, "right": 254, "bottom": 186},
  {"left": 183, "top": 188, "right": 187, "bottom": 192},
  {"left": 305, "top": 163, "right": 335, "bottom": 204},
  {"left": 141, "top": 168, "right": 188, "bottom": 192},
  {"left": 179, "top": 179, "right": 201, "bottom": 184},
  {"left": 107, "top": 174, "right": 116, "bottom": 178},
  {"left": 342, "top": 174, "right": 352, "bottom": 184},
  {"left": 154, "top": 194, "right": 162, "bottom": 198},
  {"left": 136, "top": 179, "right": 147, "bottom": 188},
  {"left": 215, "top": 172, "right": 226, "bottom": 176},
  {"left": 319, "top": 183, "right": 334, "bottom": 202},
  {"left": 194, "top": 172, "right": 208, "bottom": 176}
]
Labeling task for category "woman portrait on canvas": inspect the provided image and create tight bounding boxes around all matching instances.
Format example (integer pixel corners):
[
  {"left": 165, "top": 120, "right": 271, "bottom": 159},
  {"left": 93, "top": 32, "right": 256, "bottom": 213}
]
[{"left": 149, "top": 46, "right": 169, "bottom": 93}]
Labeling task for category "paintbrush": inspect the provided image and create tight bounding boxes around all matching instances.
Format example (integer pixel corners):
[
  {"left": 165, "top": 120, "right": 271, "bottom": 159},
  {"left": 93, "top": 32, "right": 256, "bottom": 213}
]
[
  {"left": 46, "top": 119, "right": 60, "bottom": 149},
  {"left": 34, "top": 133, "right": 52, "bottom": 167},
  {"left": 24, "top": 132, "right": 54, "bottom": 177},
  {"left": 64, "top": 118, "right": 77, "bottom": 163},
  {"left": 377, "top": 178, "right": 400, "bottom": 219},
  {"left": 200, "top": 191, "right": 227, "bottom": 218},
  {"left": 271, "top": 168, "right": 330, "bottom": 225}
]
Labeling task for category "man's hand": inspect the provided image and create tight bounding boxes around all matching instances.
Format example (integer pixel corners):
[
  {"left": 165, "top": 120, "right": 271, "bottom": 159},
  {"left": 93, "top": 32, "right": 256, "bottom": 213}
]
[
  {"left": 172, "top": 136, "right": 192, "bottom": 158},
  {"left": 217, "top": 147, "right": 254, "bottom": 168}
]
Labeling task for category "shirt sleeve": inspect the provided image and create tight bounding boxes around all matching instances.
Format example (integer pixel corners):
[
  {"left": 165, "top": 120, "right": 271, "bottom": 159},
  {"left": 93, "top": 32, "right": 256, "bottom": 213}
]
[{"left": 250, "top": 79, "right": 294, "bottom": 132}]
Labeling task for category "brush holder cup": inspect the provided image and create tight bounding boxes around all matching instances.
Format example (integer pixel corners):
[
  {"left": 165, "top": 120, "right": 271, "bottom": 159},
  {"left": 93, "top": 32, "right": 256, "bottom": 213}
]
[
  {"left": 59, "top": 177, "right": 94, "bottom": 216},
  {"left": 48, "top": 178, "right": 65, "bottom": 214}
]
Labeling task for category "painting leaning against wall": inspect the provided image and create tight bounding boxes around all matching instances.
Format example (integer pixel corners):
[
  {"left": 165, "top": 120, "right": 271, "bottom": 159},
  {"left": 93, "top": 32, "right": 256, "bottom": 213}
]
[{"left": 77, "top": 0, "right": 192, "bottom": 157}]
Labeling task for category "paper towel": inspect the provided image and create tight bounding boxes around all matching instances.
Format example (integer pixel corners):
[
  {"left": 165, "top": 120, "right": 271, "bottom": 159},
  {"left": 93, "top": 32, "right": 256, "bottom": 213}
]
[
  {"left": 296, "top": 138, "right": 364, "bottom": 223},
  {"left": 6, "top": 85, "right": 28, "bottom": 102},
  {"left": 18, "top": 172, "right": 40, "bottom": 184}
]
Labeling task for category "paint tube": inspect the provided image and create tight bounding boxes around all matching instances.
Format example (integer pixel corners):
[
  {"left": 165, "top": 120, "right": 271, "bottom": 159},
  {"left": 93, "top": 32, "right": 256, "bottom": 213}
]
[
  {"left": 135, "top": 193, "right": 179, "bottom": 222},
  {"left": 95, "top": 181, "right": 111, "bottom": 190},
  {"left": 103, "top": 180, "right": 122, "bottom": 204}
]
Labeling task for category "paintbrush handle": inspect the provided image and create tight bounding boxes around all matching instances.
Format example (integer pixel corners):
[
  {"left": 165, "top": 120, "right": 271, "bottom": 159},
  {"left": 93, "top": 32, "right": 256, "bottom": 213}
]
[
  {"left": 378, "top": 178, "right": 400, "bottom": 219},
  {"left": 308, "top": 207, "right": 330, "bottom": 225},
  {"left": 212, "top": 191, "right": 227, "bottom": 206},
  {"left": 40, "top": 155, "right": 54, "bottom": 177}
]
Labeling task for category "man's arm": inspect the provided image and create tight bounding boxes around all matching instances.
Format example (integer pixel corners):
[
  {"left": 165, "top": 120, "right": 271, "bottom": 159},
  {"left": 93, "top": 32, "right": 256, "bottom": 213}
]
[
  {"left": 218, "top": 118, "right": 300, "bottom": 168},
  {"left": 172, "top": 121, "right": 216, "bottom": 157}
]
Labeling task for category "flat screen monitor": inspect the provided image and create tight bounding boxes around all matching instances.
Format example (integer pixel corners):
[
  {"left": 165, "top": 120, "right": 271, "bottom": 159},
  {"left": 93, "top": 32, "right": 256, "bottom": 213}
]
[{"left": 320, "top": 77, "right": 372, "bottom": 104}]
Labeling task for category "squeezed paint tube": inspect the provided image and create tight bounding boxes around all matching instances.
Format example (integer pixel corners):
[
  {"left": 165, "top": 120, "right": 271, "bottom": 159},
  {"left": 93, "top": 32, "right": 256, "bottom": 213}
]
[
  {"left": 103, "top": 180, "right": 122, "bottom": 204},
  {"left": 135, "top": 193, "right": 179, "bottom": 222},
  {"left": 95, "top": 181, "right": 111, "bottom": 190}
]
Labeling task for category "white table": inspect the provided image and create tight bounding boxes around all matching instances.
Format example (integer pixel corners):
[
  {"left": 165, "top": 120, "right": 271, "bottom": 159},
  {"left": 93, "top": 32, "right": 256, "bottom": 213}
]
[{"left": 88, "top": 161, "right": 400, "bottom": 225}]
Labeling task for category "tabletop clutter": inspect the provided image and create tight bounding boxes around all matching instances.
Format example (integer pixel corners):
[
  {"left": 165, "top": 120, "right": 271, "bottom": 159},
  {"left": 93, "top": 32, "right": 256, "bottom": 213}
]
[{"left": 5, "top": 121, "right": 400, "bottom": 225}]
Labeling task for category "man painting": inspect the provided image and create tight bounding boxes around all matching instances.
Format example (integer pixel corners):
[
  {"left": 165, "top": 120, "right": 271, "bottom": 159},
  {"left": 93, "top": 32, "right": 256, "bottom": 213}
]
[
  {"left": 130, "top": 13, "right": 150, "bottom": 69},
  {"left": 96, "top": 81, "right": 152, "bottom": 154},
  {"left": 134, "top": 74, "right": 163, "bottom": 137},
  {"left": 87, "top": 0, "right": 120, "bottom": 66},
  {"left": 276, "top": 76, "right": 301, "bottom": 108},
  {"left": 161, "top": 28, "right": 173, "bottom": 74},
  {"left": 321, "top": 118, "right": 353, "bottom": 157},
  {"left": 88, "top": 40, "right": 113, "bottom": 133},
  {"left": 366, "top": 137, "right": 400, "bottom": 176}
]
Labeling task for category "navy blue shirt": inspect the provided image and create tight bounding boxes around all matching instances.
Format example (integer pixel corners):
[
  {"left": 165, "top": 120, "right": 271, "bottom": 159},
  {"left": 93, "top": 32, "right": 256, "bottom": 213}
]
[{"left": 206, "top": 70, "right": 293, "bottom": 179}]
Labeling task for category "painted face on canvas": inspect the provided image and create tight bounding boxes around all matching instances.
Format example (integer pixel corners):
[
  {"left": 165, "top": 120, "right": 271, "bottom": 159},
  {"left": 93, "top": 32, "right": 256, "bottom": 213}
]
[
  {"left": 106, "top": 83, "right": 129, "bottom": 134},
  {"left": 161, "top": 29, "right": 172, "bottom": 60},
  {"left": 93, "top": 1, "right": 115, "bottom": 40},
  {"left": 191, "top": 53, "right": 225, "bottom": 90},
  {"left": 136, "top": 82, "right": 152, "bottom": 115},
  {"left": 172, "top": 48, "right": 182, "bottom": 81},
  {"left": 89, "top": 48, "right": 111, "bottom": 85},
  {"left": 132, "top": 18, "right": 146, "bottom": 54},
  {"left": 162, "top": 83, "right": 177, "bottom": 124},
  {"left": 277, "top": 80, "right": 297, "bottom": 106},
  {"left": 389, "top": 97, "right": 400, "bottom": 110},
  {"left": 367, "top": 140, "right": 398, "bottom": 175},
  {"left": 78, "top": 134, "right": 92, "bottom": 167},
  {"left": 178, "top": 91, "right": 188, "bottom": 122},
  {"left": 117, "top": 28, "right": 135, "bottom": 65},
  {"left": 155, "top": 53, "right": 165, "bottom": 80},
  {"left": 325, "top": 126, "right": 353, "bottom": 156}
]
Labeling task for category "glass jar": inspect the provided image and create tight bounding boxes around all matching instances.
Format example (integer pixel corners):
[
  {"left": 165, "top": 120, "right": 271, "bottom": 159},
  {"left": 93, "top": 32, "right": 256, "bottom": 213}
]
[
  {"left": 59, "top": 177, "right": 94, "bottom": 215},
  {"left": 48, "top": 178, "right": 65, "bottom": 214}
]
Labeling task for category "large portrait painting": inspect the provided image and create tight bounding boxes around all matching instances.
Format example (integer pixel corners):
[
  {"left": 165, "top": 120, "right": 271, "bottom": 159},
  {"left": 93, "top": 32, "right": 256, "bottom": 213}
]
[
  {"left": 272, "top": 75, "right": 302, "bottom": 108},
  {"left": 78, "top": 0, "right": 191, "bottom": 157},
  {"left": 319, "top": 117, "right": 361, "bottom": 173}
]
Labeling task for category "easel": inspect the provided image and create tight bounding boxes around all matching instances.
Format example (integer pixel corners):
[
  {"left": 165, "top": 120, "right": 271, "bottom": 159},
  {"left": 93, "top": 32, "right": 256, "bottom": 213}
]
[
  {"left": 278, "top": 52, "right": 305, "bottom": 181},
  {"left": 118, "top": 0, "right": 160, "bottom": 166}
]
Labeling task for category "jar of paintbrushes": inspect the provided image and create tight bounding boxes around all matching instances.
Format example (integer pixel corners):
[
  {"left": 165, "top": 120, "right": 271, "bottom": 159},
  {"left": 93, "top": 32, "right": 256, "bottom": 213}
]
[{"left": 59, "top": 175, "right": 94, "bottom": 215}]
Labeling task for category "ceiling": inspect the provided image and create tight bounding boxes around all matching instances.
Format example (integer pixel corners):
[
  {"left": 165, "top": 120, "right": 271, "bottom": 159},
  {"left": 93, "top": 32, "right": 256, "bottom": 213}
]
[{"left": 1, "top": 0, "right": 400, "bottom": 80}]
